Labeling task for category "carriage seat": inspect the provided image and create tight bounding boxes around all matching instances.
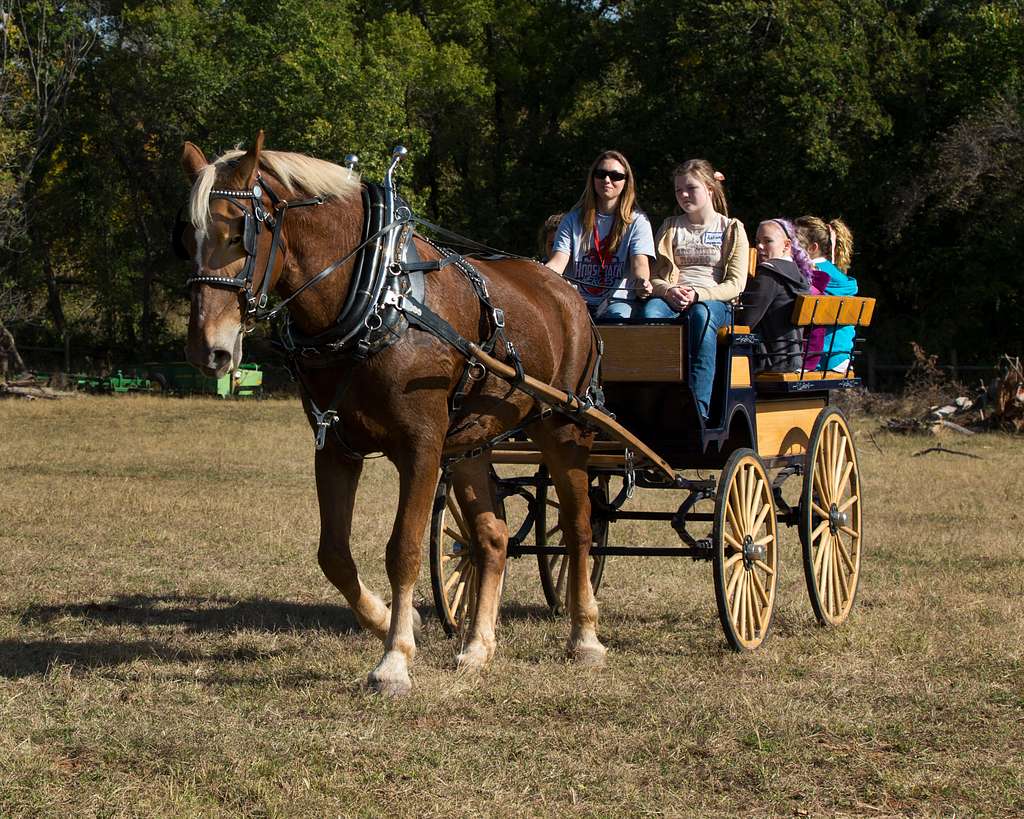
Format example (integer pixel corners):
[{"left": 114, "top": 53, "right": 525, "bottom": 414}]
[
  {"left": 790, "top": 294, "right": 876, "bottom": 328},
  {"left": 597, "top": 253, "right": 760, "bottom": 383},
  {"left": 752, "top": 294, "right": 876, "bottom": 387},
  {"left": 596, "top": 323, "right": 751, "bottom": 383}
]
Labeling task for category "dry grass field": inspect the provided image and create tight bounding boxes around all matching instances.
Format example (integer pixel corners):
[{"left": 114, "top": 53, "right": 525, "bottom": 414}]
[{"left": 1, "top": 396, "right": 1022, "bottom": 817}]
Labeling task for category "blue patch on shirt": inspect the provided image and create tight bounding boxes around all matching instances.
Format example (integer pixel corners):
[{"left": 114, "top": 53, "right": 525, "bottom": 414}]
[{"left": 703, "top": 231, "right": 724, "bottom": 246}]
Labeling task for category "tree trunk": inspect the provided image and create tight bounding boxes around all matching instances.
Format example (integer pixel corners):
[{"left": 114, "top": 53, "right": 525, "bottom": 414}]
[
  {"left": 0, "top": 318, "right": 28, "bottom": 380},
  {"left": 44, "top": 258, "right": 69, "bottom": 371}
]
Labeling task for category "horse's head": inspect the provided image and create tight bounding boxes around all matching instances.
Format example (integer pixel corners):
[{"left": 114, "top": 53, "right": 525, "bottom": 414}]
[
  {"left": 179, "top": 132, "right": 275, "bottom": 376},
  {"left": 178, "top": 133, "right": 363, "bottom": 376}
]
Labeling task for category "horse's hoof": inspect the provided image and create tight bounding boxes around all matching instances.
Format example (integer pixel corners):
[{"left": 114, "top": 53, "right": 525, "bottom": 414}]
[
  {"left": 412, "top": 607, "right": 423, "bottom": 640},
  {"left": 568, "top": 641, "right": 607, "bottom": 668},
  {"left": 454, "top": 643, "right": 490, "bottom": 674},
  {"left": 366, "top": 671, "right": 412, "bottom": 697}
]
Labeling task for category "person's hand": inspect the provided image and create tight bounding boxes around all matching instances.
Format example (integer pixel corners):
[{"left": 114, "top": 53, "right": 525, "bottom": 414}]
[
  {"left": 666, "top": 286, "right": 695, "bottom": 311},
  {"left": 634, "top": 278, "right": 653, "bottom": 298}
]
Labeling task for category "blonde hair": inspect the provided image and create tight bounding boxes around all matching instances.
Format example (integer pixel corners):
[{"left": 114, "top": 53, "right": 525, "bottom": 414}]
[
  {"left": 672, "top": 158, "right": 728, "bottom": 217},
  {"left": 189, "top": 148, "right": 360, "bottom": 240},
  {"left": 576, "top": 150, "right": 638, "bottom": 255},
  {"left": 794, "top": 216, "right": 854, "bottom": 272}
]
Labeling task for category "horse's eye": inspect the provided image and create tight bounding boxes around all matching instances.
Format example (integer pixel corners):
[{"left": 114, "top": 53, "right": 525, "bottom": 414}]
[{"left": 228, "top": 236, "right": 242, "bottom": 245}]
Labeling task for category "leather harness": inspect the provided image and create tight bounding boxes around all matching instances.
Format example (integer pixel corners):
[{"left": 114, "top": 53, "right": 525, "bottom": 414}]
[{"left": 176, "top": 157, "right": 603, "bottom": 457}]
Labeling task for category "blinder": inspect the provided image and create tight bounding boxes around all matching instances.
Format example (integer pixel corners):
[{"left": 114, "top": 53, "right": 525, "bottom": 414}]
[
  {"left": 242, "top": 208, "right": 258, "bottom": 256},
  {"left": 183, "top": 177, "right": 283, "bottom": 316}
]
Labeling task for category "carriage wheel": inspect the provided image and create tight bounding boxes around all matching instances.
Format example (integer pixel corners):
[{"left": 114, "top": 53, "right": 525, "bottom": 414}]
[
  {"left": 713, "top": 449, "right": 779, "bottom": 651},
  {"left": 799, "top": 407, "right": 863, "bottom": 626},
  {"left": 537, "top": 474, "right": 608, "bottom": 613},
  {"left": 429, "top": 478, "right": 505, "bottom": 637}
]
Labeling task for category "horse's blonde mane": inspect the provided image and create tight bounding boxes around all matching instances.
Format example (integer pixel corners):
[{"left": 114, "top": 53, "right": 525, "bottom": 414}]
[{"left": 189, "top": 148, "right": 361, "bottom": 238}]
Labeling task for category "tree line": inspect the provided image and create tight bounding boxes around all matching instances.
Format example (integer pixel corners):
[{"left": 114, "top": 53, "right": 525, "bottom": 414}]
[{"left": 2, "top": 0, "right": 1021, "bottom": 371}]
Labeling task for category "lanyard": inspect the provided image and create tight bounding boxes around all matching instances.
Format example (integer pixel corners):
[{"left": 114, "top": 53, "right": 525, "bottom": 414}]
[{"left": 593, "top": 223, "right": 612, "bottom": 271}]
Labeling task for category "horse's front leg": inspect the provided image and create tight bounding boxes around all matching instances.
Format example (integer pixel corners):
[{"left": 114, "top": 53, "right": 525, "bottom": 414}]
[
  {"left": 366, "top": 442, "right": 442, "bottom": 696},
  {"left": 315, "top": 448, "right": 402, "bottom": 641}
]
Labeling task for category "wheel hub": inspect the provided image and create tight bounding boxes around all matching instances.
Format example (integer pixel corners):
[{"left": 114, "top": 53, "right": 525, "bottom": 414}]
[
  {"left": 828, "top": 504, "right": 848, "bottom": 533},
  {"left": 742, "top": 534, "right": 766, "bottom": 564}
]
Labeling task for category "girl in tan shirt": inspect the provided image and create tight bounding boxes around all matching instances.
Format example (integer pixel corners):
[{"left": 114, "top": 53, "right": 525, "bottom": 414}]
[{"left": 642, "top": 160, "right": 749, "bottom": 422}]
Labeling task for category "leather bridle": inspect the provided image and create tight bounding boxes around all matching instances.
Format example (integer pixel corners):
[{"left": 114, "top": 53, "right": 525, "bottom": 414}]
[{"left": 181, "top": 173, "right": 324, "bottom": 318}]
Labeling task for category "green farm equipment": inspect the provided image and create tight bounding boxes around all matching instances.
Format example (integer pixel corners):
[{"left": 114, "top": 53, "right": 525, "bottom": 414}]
[
  {"left": 30, "top": 370, "right": 151, "bottom": 393},
  {"left": 29, "top": 363, "right": 263, "bottom": 397},
  {"left": 145, "top": 362, "right": 263, "bottom": 398}
]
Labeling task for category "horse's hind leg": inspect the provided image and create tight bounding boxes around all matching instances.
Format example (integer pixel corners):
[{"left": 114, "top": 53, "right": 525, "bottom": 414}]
[
  {"left": 532, "top": 421, "right": 607, "bottom": 666},
  {"left": 449, "top": 457, "right": 509, "bottom": 672},
  {"left": 315, "top": 450, "right": 396, "bottom": 641}
]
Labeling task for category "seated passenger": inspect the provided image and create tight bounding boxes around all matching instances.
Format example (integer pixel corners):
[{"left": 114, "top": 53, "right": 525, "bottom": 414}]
[
  {"left": 795, "top": 216, "right": 858, "bottom": 373},
  {"left": 737, "top": 218, "right": 816, "bottom": 372},
  {"left": 537, "top": 212, "right": 565, "bottom": 263},
  {"left": 643, "top": 160, "right": 749, "bottom": 421},
  {"left": 545, "top": 151, "right": 654, "bottom": 320}
]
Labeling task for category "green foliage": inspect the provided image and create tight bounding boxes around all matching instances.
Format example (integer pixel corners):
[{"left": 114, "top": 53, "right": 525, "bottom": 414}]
[{"left": 1, "top": 0, "right": 1021, "bottom": 365}]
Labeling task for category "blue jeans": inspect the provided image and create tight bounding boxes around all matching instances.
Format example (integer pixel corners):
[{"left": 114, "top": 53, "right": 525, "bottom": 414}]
[
  {"left": 643, "top": 297, "right": 731, "bottom": 419},
  {"left": 594, "top": 299, "right": 638, "bottom": 321}
]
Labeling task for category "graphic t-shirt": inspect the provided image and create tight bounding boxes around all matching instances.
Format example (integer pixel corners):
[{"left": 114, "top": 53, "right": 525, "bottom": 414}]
[
  {"left": 671, "top": 211, "right": 731, "bottom": 293},
  {"left": 552, "top": 208, "right": 656, "bottom": 308}
]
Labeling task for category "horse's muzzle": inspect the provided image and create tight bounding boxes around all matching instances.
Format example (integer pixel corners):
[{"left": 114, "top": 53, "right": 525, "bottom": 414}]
[{"left": 194, "top": 346, "right": 234, "bottom": 377}]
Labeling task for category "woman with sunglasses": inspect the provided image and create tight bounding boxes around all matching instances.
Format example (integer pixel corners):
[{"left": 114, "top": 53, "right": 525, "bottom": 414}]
[
  {"left": 643, "top": 159, "right": 749, "bottom": 422},
  {"left": 545, "top": 150, "right": 655, "bottom": 320}
]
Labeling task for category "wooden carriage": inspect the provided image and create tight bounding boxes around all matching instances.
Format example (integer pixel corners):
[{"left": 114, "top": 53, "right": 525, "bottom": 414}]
[{"left": 429, "top": 291, "right": 876, "bottom": 651}]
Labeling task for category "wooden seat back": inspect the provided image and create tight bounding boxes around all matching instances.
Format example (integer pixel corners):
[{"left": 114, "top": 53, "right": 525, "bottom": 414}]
[
  {"left": 598, "top": 325, "right": 684, "bottom": 382},
  {"left": 791, "top": 295, "right": 875, "bottom": 327},
  {"left": 599, "top": 322, "right": 752, "bottom": 384}
]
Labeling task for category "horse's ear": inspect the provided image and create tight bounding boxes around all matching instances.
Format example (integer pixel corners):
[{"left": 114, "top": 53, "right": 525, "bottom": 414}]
[
  {"left": 236, "top": 130, "right": 265, "bottom": 187},
  {"left": 181, "top": 142, "right": 208, "bottom": 184}
]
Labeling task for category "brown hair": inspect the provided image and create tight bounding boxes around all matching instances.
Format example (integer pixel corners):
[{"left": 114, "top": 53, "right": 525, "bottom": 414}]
[
  {"left": 537, "top": 212, "right": 564, "bottom": 259},
  {"left": 576, "top": 150, "right": 638, "bottom": 255},
  {"left": 794, "top": 216, "right": 854, "bottom": 272},
  {"left": 672, "top": 158, "right": 728, "bottom": 217}
]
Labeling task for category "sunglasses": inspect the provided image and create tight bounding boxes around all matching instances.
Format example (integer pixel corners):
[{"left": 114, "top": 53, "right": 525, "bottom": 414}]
[{"left": 593, "top": 168, "right": 627, "bottom": 182}]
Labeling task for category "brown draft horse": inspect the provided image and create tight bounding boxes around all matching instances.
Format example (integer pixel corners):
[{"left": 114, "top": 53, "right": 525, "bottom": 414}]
[{"left": 180, "top": 133, "right": 604, "bottom": 695}]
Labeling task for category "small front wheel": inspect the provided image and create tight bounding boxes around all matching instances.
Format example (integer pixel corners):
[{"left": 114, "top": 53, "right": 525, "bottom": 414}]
[{"left": 712, "top": 449, "right": 779, "bottom": 651}]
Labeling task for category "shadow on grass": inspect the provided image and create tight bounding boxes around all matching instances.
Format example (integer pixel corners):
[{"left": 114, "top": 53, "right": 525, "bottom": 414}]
[
  {"left": 0, "top": 638, "right": 303, "bottom": 679},
  {"left": 16, "top": 594, "right": 363, "bottom": 633},
  {"left": 493, "top": 600, "right": 561, "bottom": 622},
  {"left": 3, "top": 595, "right": 375, "bottom": 679},
  {"left": 19, "top": 595, "right": 561, "bottom": 633}
]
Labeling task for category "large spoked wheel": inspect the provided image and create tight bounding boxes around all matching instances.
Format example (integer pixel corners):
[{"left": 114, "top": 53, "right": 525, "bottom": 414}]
[
  {"left": 429, "top": 478, "right": 505, "bottom": 637},
  {"left": 713, "top": 449, "right": 779, "bottom": 651},
  {"left": 799, "top": 407, "right": 863, "bottom": 626},
  {"left": 537, "top": 474, "right": 609, "bottom": 613}
]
